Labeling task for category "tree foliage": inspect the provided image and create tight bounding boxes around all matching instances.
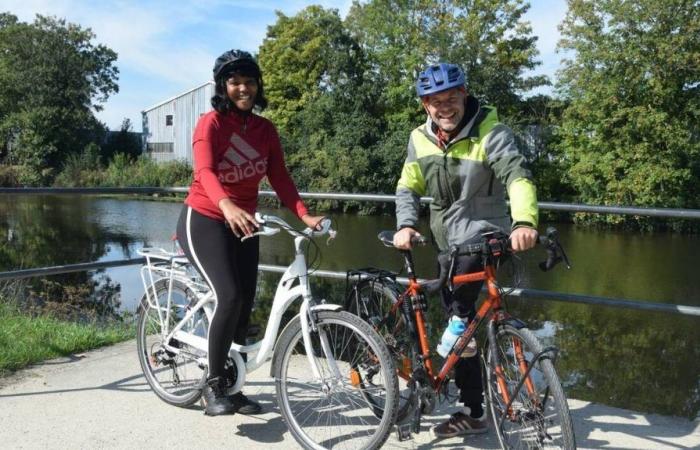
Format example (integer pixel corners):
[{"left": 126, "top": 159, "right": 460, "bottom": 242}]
[
  {"left": 0, "top": 13, "right": 118, "bottom": 185},
  {"left": 102, "top": 118, "right": 142, "bottom": 163},
  {"left": 258, "top": 6, "right": 364, "bottom": 129},
  {"left": 259, "top": 2, "right": 548, "bottom": 213},
  {"left": 556, "top": 0, "right": 700, "bottom": 227},
  {"left": 346, "top": 0, "right": 549, "bottom": 123}
]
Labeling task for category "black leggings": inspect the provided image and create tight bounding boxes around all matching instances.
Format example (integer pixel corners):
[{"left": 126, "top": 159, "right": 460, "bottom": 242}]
[
  {"left": 440, "top": 253, "right": 484, "bottom": 410},
  {"left": 176, "top": 206, "right": 259, "bottom": 380}
]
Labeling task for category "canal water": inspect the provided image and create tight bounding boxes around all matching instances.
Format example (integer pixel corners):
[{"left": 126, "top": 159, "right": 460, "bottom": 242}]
[{"left": 1, "top": 194, "right": 699, "bottom": 419}]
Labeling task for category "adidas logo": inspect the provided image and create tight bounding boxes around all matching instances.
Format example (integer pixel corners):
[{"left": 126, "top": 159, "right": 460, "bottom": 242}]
[{"left": 217, "top": 133, "right": 267, "bottom": 183}]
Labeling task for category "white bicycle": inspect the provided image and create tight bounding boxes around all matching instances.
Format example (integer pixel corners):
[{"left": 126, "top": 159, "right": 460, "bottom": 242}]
[{"left": 135, "top": 213, "right": 399, "bottom": 449}]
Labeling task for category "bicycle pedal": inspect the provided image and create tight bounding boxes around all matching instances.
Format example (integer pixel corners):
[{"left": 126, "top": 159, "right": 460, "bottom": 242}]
[{"left": 395, "top": 423, "right": 413, "bottom": 441}]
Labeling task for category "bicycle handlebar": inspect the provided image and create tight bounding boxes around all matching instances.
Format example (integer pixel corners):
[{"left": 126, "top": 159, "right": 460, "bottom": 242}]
[
  {"left": 246, "top": 213, "right": 336, "bottom": 242},
  {"left": 538, "top": 227, "right": 571, "bottom": 272},
  {"left": 380, "top": 228, "right": 571, "bottom": 294},
  {"left": 377, "top": 230, "right": 428, "bottom": 247}
]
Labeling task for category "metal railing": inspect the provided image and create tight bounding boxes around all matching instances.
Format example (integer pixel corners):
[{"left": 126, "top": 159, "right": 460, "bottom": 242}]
[
  {"left": 1, "top": 187, "right": 699, "bottom": 316},
  {"left": 1, "top": 257, "right": 698, "bottom": 317},
  {"left": 2, "top": 187, "right": 700, "bottom": 219}
]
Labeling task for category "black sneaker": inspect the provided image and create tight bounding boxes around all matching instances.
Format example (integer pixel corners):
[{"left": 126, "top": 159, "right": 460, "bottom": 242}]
[
  {"left": 201, "top": 376, "right": 236, "bottom": 416},
  {"left": 229, "top": 391, "right": 263, "bottom": 415}
]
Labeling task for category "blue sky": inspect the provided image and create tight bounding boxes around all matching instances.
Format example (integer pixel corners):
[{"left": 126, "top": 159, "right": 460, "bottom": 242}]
[{"left": 5, "top": 0, "right": 568, "bottom": 132}]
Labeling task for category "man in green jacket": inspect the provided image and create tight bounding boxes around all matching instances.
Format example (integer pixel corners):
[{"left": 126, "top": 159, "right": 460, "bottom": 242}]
[{"left": 393, "top": 62, "right": 539, "bottom": 438}]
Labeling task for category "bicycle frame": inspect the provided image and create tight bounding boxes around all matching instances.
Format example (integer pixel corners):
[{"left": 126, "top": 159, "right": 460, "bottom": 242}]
[
  {"left": 395, "top": 256, "right": 538, "bottom": 415},
  {"left": 137, "top": 216, "right": 342, "bottom": 395}
]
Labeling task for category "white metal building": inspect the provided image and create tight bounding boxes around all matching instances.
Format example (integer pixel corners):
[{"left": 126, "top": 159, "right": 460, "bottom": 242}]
[{"left": 141, "top": 81, "right": 215, "bottom": 163}]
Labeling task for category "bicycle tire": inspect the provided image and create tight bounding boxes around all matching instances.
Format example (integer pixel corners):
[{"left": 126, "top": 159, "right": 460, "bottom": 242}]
[
  {"left": 273, "top": 310, "right": 399, "bottom": 450},
  {"left": 485, "top": 324, "right": 576, "bottom": 449},
  {"left": 346, "top": 279, "right": 415, "bottom": 422},
  {"left": 136, "top": 279, "right": 208, "bottom": 407}
]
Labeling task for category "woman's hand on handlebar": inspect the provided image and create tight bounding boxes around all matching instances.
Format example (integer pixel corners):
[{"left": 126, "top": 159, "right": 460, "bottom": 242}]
[
  {"left": 510, "top": 226, "right": 538, "bottom": 252},
  {"left": 393, "top": 227, "right": 421, "bottom": 250},
  {"left": 302, "top": 214, "right": 326, "bottom": 231},
  {"left": 219, "top": 198, "right": 259, "bottom": 238}
]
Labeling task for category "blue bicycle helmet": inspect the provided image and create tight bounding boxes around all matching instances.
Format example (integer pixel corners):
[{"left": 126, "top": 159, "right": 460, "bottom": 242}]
[{"left": 415, "top": 63, "right": 465, "bottom": 97}]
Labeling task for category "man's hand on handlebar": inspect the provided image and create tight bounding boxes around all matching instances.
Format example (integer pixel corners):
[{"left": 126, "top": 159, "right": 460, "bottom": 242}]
[
  {"left": 510, "top": 226, "right": 538, "bottom": 252},
  {"left": 393, "top": 227, "right": 421, "bottom": 250}
]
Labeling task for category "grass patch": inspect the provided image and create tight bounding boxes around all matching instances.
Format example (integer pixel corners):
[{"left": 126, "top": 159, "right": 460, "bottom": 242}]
[{"left": 0, "top": 301, "right": 134, "bottom": 376}]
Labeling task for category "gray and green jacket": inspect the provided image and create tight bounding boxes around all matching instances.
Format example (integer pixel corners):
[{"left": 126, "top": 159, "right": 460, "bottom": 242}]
[{"left": 396, "top": 97, "right": 538, "bottom": 251}]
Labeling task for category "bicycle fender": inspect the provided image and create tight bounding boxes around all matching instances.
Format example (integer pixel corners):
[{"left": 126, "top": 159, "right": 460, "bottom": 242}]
[
  {"left": 310, "top": 304, "right": 343, "bottom": 312},
  {"left": 501, "top": 317, "right": 528, "bottom": 329}
]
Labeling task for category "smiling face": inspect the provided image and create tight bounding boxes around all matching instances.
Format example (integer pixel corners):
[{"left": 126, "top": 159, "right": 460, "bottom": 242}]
[
  {"left": 421, "top": 87, "right": 467, "bottom": 133},
  {"left": 225, "top": 74, "right": 258, "bottom": 112}
]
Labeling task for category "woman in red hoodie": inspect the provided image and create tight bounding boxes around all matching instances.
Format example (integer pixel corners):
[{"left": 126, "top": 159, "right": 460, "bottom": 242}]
[{"left": 176, "top": 49, "right": 324, "bottom": 416}]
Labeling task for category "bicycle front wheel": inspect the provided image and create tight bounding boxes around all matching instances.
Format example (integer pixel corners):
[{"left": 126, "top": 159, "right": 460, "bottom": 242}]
[
  {"left": 273, "top": 310, "right": 399, "bottom": 450},
  {"left": 136, "top": 279, "right": 208, "bottom": 407},
  {"left": 485, "top": 324, "right": 575, "bottom": 449}
]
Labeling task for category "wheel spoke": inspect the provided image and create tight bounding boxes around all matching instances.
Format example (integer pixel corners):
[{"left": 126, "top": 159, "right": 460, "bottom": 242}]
[
  {"left": 275, "top": 311, "right": 398, "bottom": 450},
  {"left": 486, "top": 325, "right": 575, "bottom": 449}
]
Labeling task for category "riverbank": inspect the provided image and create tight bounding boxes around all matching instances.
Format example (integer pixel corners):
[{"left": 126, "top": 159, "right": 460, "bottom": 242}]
[{"left": 0, "top": 300, "right": 134, "bottom": 376}]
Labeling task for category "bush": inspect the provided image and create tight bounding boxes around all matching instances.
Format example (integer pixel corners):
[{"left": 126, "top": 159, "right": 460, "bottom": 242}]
[
  {"left": 0, "top": 165, "right": 19, "bottom": 187},
  {"left": 53, "top": 153, "right": 192, "bottom": 188}
]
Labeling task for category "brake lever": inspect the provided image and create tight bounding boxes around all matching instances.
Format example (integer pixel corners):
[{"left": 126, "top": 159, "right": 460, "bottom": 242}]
[
  {"left": 326, "top": 228, "right": 337, "bottom": 246},
  {"left": 241, "top": 225, "right": 280, "bottom": 242}
]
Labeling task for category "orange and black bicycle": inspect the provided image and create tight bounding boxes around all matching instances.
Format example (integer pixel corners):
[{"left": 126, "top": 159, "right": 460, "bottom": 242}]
[{"left": 346, "top": 228, "right": 575, "bottom": 449}]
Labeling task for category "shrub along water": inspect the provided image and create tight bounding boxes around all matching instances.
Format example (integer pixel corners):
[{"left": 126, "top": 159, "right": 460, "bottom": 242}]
[{"left": 54, "top": 153, "right": 191, "bottom": 188}]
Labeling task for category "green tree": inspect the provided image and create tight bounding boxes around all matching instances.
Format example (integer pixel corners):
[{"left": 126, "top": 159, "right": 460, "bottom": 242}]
[
  {"left": 258, "top": 6, "right": 364, "bottom": 129},
  {"left": 346, "top": 0, "right": 549, "bottom": 123},
  {"left": 102, "top": 118, "right": 143, "bottom": 162},
  {"left": 258, "top": 6, "right": 401, "bottom": 212},
  {"left": 556, "top": 0, "right": 700, "bottom": 228},
  {"left": 0, "top": 13, "right": 118, "bottom": 185}
]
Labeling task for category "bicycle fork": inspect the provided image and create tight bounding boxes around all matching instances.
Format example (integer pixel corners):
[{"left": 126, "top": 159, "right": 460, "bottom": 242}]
[
  {"left": 300, "top": 300, "right": 343, "bottom": 389},
  {"left": 487, "top": 321, "right": 552, "bottom": 427}
]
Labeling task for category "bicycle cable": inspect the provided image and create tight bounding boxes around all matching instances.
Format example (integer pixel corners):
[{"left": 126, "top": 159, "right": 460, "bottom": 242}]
[
  {"left": 272, "top": 217, "right": 336, "bottom": 285},
  {"left": 495, "top": 251, "right": 524, "bottom": 308}
]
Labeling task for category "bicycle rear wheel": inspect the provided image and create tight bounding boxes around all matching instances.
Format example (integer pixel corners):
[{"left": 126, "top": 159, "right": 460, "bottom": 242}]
[
  {"left": 346, "top": 279, "right": 414, "bottom": 421},
  {"left": 273, "top": 310, "right": 398, "bottom": 450},
  {"left": 136, "top": 279, "right": 208, "bottom": 406},
  {"left": 485, "top": 324, "right": 576, "bottom": 449}
]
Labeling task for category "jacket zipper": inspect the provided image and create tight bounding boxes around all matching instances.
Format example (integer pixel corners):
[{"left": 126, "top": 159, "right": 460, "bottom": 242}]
[{"left": 440, "top": 149, "right": 456, "bottom": 206}]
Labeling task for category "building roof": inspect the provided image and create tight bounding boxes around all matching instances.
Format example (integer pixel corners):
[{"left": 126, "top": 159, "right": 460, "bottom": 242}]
[{"left": 141, "top": 81, "right": 215, "bottom": 113}]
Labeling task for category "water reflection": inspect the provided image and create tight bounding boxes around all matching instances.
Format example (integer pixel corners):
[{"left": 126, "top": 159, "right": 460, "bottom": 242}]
[
  {"left": 0, "top": 195, "right": 135, "bottom": 320},
  {"left": 1, "top": 195, "right": 698, "bottom": 418}
]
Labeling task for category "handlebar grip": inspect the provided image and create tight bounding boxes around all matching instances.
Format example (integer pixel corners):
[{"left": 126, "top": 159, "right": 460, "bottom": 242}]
[
  {"left": 538, "top": 250, "right": 562, "bottom": 272},
  {"left": 537, "top": 227, "right": 571, "bottom": 271},
  {"left": 411, "top": 235, "right": 428, "bottom": 245}
]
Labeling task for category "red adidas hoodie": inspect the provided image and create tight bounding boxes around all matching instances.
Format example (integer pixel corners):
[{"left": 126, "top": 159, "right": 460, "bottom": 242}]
[{"left": 184, "top": 110, "right": 308, "bottom": 221}]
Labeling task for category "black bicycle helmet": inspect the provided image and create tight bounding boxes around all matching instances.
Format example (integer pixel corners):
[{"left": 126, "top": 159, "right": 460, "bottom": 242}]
[{"left": 212, "top": 49, "right": 259, "bottom": 80}]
